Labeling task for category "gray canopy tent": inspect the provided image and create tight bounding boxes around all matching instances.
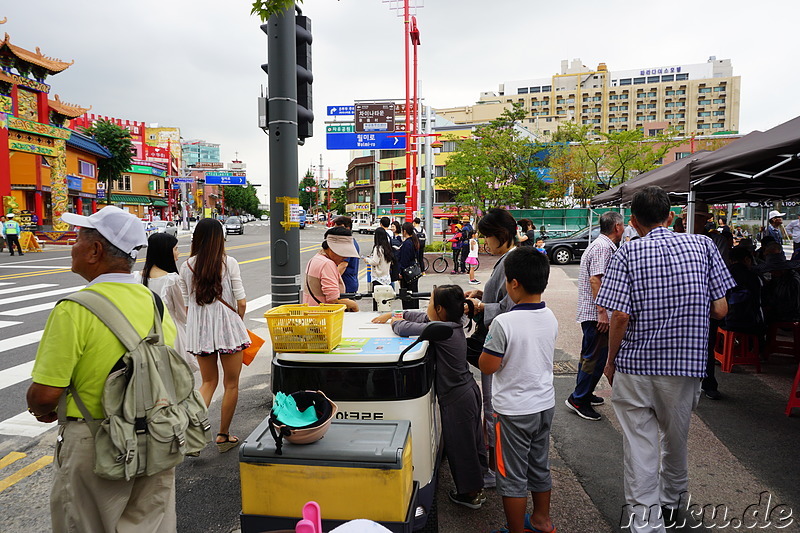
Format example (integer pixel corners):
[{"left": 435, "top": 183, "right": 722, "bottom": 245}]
[{"left": 590, "top": 115, "right": 800, "bottom": 232}]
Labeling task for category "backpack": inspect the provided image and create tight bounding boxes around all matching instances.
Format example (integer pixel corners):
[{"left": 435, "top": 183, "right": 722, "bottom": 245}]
[{"left": 57, "top": 290, "right": 211, "bottom": 481}]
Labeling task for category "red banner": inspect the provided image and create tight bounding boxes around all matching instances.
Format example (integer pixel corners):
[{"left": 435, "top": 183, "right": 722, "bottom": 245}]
[{"left": 145, "top": 144, "right": 169, "bottom": 163}]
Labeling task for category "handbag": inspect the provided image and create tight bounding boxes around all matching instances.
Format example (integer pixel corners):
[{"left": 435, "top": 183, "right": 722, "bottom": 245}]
[
  {"left": 401, "top": 262, "right": 422, "bottom": 282},
  {"left": 242, "top": 330, "right": 265, "bottom": 366}
]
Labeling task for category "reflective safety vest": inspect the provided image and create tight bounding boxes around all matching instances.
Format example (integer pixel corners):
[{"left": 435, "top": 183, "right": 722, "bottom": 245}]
[{"left": 3, "top": 221, "right": 20, "bottom": 235}]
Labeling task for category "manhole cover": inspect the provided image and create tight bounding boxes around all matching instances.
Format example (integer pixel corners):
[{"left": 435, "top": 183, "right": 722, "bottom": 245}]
[{"left": 553, "top": 361, "right": 577, "bottom": 375}]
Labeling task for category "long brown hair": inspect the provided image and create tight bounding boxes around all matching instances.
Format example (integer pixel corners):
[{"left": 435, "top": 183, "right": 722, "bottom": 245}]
[{"left": 190, "top": 218, "right": 226, "bottom": 305}]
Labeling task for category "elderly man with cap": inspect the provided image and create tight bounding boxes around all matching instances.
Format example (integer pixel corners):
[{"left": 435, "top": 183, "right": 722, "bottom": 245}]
[
  {"left": 3, "top": 212, "right": 24, "bottom": 256},
  {"left": 304, "top": 225, "right": 360, "bottom": 311},
  {"left": 765, "top": 210, "right": 786, "bottom": 247},
  {"left": 26, "top": 206, "right": 179, "bottom": 532}
]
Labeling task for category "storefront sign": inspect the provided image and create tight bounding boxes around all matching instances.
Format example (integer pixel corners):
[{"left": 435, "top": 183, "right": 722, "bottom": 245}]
[
  {"left": 130, "top": 164, "right": 167, "bottom": 177},
  {"left": 346, "top": 203, "right": 372, "bottom": 213},
  {"left": 67, "top": 176, "right": 82, "bottom": 190}
]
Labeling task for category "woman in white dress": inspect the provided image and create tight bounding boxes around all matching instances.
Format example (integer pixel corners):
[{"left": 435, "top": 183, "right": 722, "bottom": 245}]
[
  {"left": 137, "top": 232, "right": 199, "bottom": 373},
  {"left": 179, "top": 218, "right": 250, "bottom": 452}
]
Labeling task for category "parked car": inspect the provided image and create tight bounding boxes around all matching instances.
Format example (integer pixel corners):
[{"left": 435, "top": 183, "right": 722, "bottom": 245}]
[
  {"left": 543, "top": 226, "right": 601, "bottom": 265},
  {"left": 152, "top": 220, "right": 178, "bottom": 237},
  {"left": 141, "top": 220, "right": 157, "bottom": 238},
  {"left": 225, "top": 216, "right": 244, "bottom": 235},
  {"left": 298, "top": 208, "right": 306, "bottom": 229},
  {"left": 260, "top": 214, "right": 269, "bottom": 221}
]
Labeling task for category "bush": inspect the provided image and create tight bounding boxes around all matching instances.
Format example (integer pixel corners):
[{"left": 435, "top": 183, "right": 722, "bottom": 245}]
[{"left": 425, "top": 240, "right": 449, "bottom": 253}]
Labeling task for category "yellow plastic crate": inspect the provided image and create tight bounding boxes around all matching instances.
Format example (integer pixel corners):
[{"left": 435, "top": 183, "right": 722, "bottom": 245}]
[{"left": 264, "top": 304, "right": 345, "bottom": 352}]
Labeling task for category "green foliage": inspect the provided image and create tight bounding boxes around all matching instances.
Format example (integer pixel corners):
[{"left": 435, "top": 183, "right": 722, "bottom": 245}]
[
  {"left": 82, "top": 120, "right": 134, "bottom": 204},
  {"left": 424, "top": 240, "right": 449, "bottom": 253},
  {"left": 330, "top": 185, "right": 347, "bottom": 214},
  {"left": 299, "top": 171, "right": 316, "bottom": 210},
  {"left": 440, "top": 103, "right": 547, "bottom": 214},
  {"left": 223, "top": 181, "right": 261, "bottom": 215},
  {"left": 251, "top": 0, "right": 303, "bottom": 21}
]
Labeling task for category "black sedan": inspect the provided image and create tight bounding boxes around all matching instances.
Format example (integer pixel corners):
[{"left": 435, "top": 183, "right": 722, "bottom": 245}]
[
  {"left": 543, "top": 226, "right": 601, "bottom": 265},
  {"left": 224, "top": 216, "right": 244, "bottom": 235}
]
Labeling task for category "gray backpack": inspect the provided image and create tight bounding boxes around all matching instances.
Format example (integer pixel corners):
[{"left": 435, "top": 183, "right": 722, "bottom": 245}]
[{"left": 57, "top": 290, "right": 211, "bottom": 481}]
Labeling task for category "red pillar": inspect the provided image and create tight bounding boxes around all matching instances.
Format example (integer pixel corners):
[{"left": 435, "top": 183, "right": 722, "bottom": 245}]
[
  {"left": 0, "top": 123, "right": 10, "bottom": 198},
  {"left": 34, "top": 191, "right": 44, "bottom": 221},
  {"left": 75, "top": 197, "right": 83, "bottom": 215},
  {"left": 37, "top": 92, "right": 49, "bottom": 125},
  {"left": 91, "top": 199, "right": 97, "bottom": 213}
]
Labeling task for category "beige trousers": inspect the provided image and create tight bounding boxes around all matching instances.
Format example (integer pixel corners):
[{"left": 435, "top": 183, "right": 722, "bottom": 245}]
[
  {"left": 51, "top": 421, "right": 177, "bottom": 533},
  {"left": 612, "top": 373, "right": 701, "bottom": 533}
]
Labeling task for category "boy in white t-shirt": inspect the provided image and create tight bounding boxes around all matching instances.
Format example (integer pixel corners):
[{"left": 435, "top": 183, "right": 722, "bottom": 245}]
[{"left": 479, "top": 247, "right": 557, "bottom": 533}]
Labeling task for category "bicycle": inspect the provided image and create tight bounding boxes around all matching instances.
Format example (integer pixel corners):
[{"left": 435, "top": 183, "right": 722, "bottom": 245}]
[{"left": 423, "top": 248, "right": 479, "bottom": 274}]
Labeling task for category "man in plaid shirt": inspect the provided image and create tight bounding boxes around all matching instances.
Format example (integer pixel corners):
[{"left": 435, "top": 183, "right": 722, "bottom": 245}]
[
  {"left": 596, "top": 187, "right": 734, "bottom": 532},
  {"left": 566, "top": 211, "right": 625, "bottom": 421}
]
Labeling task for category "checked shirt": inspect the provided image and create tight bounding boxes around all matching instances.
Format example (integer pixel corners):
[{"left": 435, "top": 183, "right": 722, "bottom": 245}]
[
  {"left": 576, "top": 233, "right": 617, "bottom": 324},
  {"left": 595, "top": 226, "right": 734, "bottom": 377}
]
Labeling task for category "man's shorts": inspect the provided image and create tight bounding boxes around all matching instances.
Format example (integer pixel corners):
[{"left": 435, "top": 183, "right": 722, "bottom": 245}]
[{"left": 494, "top": 408, "right": 554, "bottom": 497}]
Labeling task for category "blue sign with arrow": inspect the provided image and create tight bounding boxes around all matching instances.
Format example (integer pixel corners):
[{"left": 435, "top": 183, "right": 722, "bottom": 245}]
[
  {"left": 327, "top": 105, "right": 355, "bottom": 116},
  {"left": 205, "top": 174, "right": 246, "bottom": 185},
  {"left": 326, "top": 132, "right": 407, "bottom": 150}
]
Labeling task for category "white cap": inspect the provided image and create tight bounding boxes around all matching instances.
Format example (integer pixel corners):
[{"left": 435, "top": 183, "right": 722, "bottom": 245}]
[
  {"left": 61, "top": 206, "right": 148, "bottom": 258},
  {"left": 768, "top": 210, "right": 786, "bottom": 220},
  {"left": 6, "top": 213, "right": 14, "bottom": 218}
]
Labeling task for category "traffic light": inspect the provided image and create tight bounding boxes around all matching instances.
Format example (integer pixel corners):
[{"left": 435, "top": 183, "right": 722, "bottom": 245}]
[{"left": 295, "top": 15, "right": 313, "bottom": 142}]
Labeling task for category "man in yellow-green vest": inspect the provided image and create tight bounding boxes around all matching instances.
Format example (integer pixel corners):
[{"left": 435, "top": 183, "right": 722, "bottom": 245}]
[{"left": 3, "top": 213, "right": 23, "bottom": 256}]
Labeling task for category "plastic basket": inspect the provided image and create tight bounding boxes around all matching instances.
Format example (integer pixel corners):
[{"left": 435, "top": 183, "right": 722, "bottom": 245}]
[{"left": 265, "top": 304, "right": 346, "bottom": 352}]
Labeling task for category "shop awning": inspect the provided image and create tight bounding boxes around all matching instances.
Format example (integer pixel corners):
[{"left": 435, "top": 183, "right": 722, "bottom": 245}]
[
  {"left": 151, "top": 199, "right": 168, "bottom": 207},
  {"left": 111, "top": 194, "right": 151, "bottom": 205}
]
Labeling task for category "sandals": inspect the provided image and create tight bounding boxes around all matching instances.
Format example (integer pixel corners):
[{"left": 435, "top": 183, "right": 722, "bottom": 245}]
[{"left": 216, "top": 433, "right": 240, "bottom": 453}]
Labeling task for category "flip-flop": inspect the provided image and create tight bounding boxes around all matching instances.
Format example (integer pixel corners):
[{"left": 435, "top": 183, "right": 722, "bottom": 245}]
[
  {"left": 216, "top": 433, "right": 240, "bottom": 453},
  {"left": 524, "top": 513, "right": 556, "bottom": 533}
]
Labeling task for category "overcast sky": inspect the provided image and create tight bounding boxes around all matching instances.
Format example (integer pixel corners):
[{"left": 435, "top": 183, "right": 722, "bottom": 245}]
[{"left": 4, "top": 1, "right": 800, "bottom": 202}]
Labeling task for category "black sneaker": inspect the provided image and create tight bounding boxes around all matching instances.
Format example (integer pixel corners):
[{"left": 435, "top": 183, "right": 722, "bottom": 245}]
[
  {"left": 448, "top": 489, "right": 486, "bottom": 509},
  {"left": 703, "top": 389, "right": 721, "bottom": 400},
  {"left": 590, "top": 394, "right": 604, "bottom": 406},
  {"left": 565, "top": 396, "right": 602, "bottom": 421}
]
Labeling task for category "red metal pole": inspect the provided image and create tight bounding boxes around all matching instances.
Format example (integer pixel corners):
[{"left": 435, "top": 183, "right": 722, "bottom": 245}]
[
  {"left": 410, "top": 17, "right": 420, "bottom": 219},
  {"left": 403, "top": 0, "right": 412, "bottom": 221}
]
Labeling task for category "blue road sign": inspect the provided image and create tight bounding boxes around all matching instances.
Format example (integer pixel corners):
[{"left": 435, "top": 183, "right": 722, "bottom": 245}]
[
  {"left": 173, "top": 177, "right": 195, "bottom": 184},
  {"left": 327, "top": 105, "right": 355, "bottom": 116},
  {"left": 205, "top": 174, "right": 246, "bottom": 185},
  {"left": 326, "top": 132, "right": 407, "bottom": 150}
]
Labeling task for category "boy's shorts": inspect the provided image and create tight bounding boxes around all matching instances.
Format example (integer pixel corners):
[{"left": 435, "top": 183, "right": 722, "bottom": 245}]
[{"left": 494, "top": 408, "right": 554, "bottom": 497}]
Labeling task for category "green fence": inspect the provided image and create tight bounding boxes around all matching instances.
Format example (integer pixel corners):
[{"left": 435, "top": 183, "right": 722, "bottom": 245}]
[{"left": 508, "top": 208, "right": 631, "bottom": 237}]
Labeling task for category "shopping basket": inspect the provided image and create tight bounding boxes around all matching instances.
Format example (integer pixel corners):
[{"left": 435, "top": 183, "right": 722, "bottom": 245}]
[{"left": 265, "top": 304, "right": 346, "bottom": 352}]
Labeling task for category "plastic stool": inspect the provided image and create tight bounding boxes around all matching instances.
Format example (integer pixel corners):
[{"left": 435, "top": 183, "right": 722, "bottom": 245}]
[
  {"left": 713, "top": 327, "right": 761, "bottom": 373},
  {"left": 785, "top": 364, "right": 800, "bottom": 416},
  {"left": 766, "top": 322, "right": 800, "bottom": 361}
]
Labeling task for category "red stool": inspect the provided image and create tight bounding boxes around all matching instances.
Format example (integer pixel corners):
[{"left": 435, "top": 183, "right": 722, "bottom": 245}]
[
  {"left": 713, "top": 327, "right": 761, "bottom": 373},
  {"left": 766, "top": 322, "right": 800, "bottom": 361},
  {"left": 785, "top": 363, "right": 800, "bottom": 416}
]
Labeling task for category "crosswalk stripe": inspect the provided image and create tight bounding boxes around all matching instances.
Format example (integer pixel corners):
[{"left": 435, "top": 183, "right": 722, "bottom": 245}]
[
  {"left": 0, "top": 320, "right": 22, "bottom": 329},
  {"left": 0, "top": 302, "right": 56, "bottom": 317},
  {"left": 0, "top": 284, "right": 57, "bottom": 296},
  {"left": 0, "top": 265, "right": 72, "bottom": 270},
  {"left": 0, "top": 412, "right": 54, "bottom": 438},
  {"left": 0, "top": 285, "right": 83, "bottom": 306},
  {"left": 0, "top": 361, "right": 35, "bottom": 390},
  {"left": 0, "top": 332, "right": 42, "bottom": 355},
  {"left": 0, "top": 455, "right": 53, "bottom": 493},
  {"left": 246, "top": 294, "right": 272, "bottom": 313},
  {"left": 0, "top": 282, "right": 13, "bottom": 286},
  {"left": 0, "top": 452, "right": 26, "bottom": 470}
]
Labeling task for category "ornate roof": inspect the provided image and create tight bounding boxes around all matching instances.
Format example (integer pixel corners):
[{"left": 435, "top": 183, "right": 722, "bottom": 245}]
[
  {"left": 0, "top": 33, "right": 74, "bottom": 74},
  {"left": 49, "top": 94, "right": 90, "bottom": 119}
]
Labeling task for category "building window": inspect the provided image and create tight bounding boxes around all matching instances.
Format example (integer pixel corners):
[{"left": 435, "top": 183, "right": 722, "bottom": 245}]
[
  {"left": 697, "top": 123, "right": 711, "bottom": 129},
  {"left": 541, "top": 85, "right": 552, "bottom": 92},
  {"left": 676, "top": 73, "right": 689, "bottom": 81},
  {"left": 713, "top": 123, "right": 725, "bottom": 128},
  {"left": 713, "top": 86, "right": 726, "bottom": 92},
  {"left": 698, "top": 111, "right": 711, "bottom": 117},
  {"left": 530, "top": 86, "right": 540, "bottom": 93},
  {"left": 713, "top": 110, "right": 725, "bottom": 116},
  {"left": 647, "top": 76, "right": 660, "bottom": 83},
  {"left": 675, "top": 152, "right": 691, "bottom": 160},
  {"left": 442, "top": 141, "right": 458, "bottom": 152},
  {"left": 698, "top": 99, "right": 711, "bottom": 105},
  {"left": 618, "top": 78, "right": 631, "bottom": 86},
  {"left": 698, "top": 87, "right": 712, "bottom": 93},
  {"left": 517, "top": 88, "right": 528, "bottom": 94},
  {"left": 114, "top": 175, "right": 132, "bottom": 191},
  {"left": 713, "top": 98, "right": 725, "bottom": 104},
  {"left": 633, "top": 77, "right": 645, "bottom": 84},
  {"left": 661, "top": 75, "right": 674, "bottom": 82},
  {"left": 78, "top": 160, "right": 96, "bottom": 178}
]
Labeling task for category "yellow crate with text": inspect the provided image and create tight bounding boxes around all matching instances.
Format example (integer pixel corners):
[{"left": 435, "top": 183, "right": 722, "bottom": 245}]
[{"left": 264, "top": 304, "right": 345, "bottom": 352}]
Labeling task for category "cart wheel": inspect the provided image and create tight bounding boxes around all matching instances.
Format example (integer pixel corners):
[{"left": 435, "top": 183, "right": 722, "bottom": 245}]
[
  {"left": 432, "top": 257, "right": 448, "bottom": 273},
  {"left": 418, "top": 492, "right": 438, "bottom": 532},
  {"left": 422, "top": 257, "right": 430, "bottom": 272}
]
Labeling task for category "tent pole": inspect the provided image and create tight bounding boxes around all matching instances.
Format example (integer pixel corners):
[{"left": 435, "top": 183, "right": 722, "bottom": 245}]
[{"left": 687, "top": 190, "right": 696, "bottom": 234}]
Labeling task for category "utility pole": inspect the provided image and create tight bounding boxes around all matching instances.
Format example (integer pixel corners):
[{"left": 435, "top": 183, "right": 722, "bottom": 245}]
[{"left": 263, "top": 6, "right": 302, "bottom": 306}]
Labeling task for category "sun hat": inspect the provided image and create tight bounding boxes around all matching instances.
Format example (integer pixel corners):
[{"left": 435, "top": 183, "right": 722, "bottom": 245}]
[
  {"left": 768, "top": 210, "right": 786, "bottom": 220},
  {"left": 61, "top": 206, "right": 148, "bottom": 258},
  {"left": 325, "top": 234, "right": 359, "bottom": 257}
]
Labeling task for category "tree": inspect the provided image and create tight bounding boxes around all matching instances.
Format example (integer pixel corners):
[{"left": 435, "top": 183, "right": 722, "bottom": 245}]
[
  {"left": 545, "top": 143, "right": 595, "bottom": 207},
  {"left": 251, "top": 0, "right": 299, "bottom": 20},
  {"left": 330, "top": 186, "right": 347, "bottom": 214},
  {"left": 299, "top": 171, "right": 316, "bottom": 210},
  {"left": 82, "top": 120, "right": 133, "bottom": 204},
  {"left": 223, "top": 181, "right": 261, "bottom": 215},
  {"left": 440, "top": 103, "right": 547, "bottom": 216}
]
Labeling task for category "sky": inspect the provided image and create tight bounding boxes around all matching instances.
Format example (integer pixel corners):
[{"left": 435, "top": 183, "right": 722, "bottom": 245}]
[{"left": 4, "top": 1, "right": 800, "bottom": 203}]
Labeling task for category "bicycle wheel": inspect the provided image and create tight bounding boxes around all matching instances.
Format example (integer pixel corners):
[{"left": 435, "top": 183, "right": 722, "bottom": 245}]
[
  {"left": 473, "top": 258, "right": 480, "bottom": 272},
  {"left": 432, "top": 257, "right": 449, "bottom": 273},
  {"left": 481, "top": 242, "right": 490, "bottom": 255},
  {"left": 422, "top": 257, "right": 429, "bottom": 272}
]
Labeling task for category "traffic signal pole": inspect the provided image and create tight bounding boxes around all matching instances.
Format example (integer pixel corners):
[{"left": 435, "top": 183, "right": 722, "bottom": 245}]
[{"left": 264, "top": 6, "right": 301, "bottom": 306}]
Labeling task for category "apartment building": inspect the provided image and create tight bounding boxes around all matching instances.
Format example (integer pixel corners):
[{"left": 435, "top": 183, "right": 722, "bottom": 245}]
[{"left": 436, "top": 57, "right": 740, "bottom": 139}]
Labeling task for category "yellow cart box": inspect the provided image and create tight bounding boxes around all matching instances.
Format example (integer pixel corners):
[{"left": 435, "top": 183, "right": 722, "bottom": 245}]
[{"left": 240, "top": 419, "right": 413, "bottom": 528}]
